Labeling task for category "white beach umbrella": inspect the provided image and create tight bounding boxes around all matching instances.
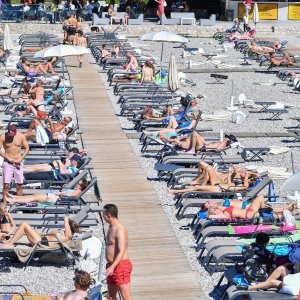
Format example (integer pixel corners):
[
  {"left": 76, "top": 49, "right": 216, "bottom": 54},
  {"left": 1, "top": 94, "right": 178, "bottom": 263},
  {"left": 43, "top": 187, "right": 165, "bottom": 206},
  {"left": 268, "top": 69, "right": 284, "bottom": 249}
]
[
  {"left": 34, "top": 45, "right": 90, "bottom": 108},
  {"left": 3, "top": 24, "right": 14, "bottom": 52},
  {"left": 140, "top": 31, "right": 189, "bottom": 72},
  {"left": 281, "top": 173, "right": 300, "bottom": 192},
  {"left": 168, "top": 54, "right": 179, "bottom": 93},
  {"left": 253, "top": 3, "right": 259, "bottom": 28}
]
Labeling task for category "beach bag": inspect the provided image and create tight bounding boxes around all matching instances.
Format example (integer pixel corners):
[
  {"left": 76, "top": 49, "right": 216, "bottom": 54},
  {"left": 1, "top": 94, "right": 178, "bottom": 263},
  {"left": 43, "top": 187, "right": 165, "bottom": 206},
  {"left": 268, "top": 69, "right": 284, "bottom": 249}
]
[
  {"left": 242, "top": 244, "right": 269, "bottom": 283},
  {"left": 142, "top": 106, "right": 153, "bottom": 119},
  {"left": 280, "top": 273, "right": 300, "bottom": 296}
]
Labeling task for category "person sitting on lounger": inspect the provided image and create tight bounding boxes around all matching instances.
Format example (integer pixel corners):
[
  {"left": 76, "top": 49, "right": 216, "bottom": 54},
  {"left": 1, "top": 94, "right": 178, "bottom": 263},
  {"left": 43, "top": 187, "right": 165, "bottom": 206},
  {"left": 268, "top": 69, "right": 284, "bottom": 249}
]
[
  {"left": 270, "top": 53, "right": 300, "bottom": 67},
  {"left": 169, "top": 161, "right": 257, "bottom": 195},
  {"left": 123, "top": 51, "right": 139, "bottom": 72},
  {"left": 58, "top": 270, "right": 91, "bottom": 300},
  {"left": 206, "top": 195, "right": 296, "bottom": 220},
  {"left": 24, "top": 116, "right": 73, "bottom": 141},
  {"left": 23, "top": 154, "right": 81, "bottom": 181},
  {"left": 141, "top": 60, "right": 155, "bottom": 83},
  {"left": 0, "top": 203, "right": 16, "bottom": 242},
  {"left": 18, "top": 79, "right": 47, "bottom": 120},
  {"left": 101, "top": 44, "right": 111, "bottom": 59},
  {"left": 7, "top": 179, "right": 88, "bottom": 205},
  {"left": 0, "top": 216, "right": 80, "bottom": 249},
  {"left": 21, "top": 57, "right": 56, "bottom": 76},
  {"left": 143, "top": 111, "right": 200, "bottom": 136}
]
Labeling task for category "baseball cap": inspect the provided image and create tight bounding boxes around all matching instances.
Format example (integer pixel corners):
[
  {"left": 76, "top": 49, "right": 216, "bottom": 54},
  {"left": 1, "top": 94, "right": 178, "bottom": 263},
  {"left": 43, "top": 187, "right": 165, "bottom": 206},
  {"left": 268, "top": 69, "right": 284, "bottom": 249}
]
[
  {"left": 69, "top": 147, "right": 79, "bottom": 154},
  {"left": 7, "top": 125, "right": 17, "bottom": 137},
  {"left": 70, "top": 154, "right": 81, "bottom": 162}
]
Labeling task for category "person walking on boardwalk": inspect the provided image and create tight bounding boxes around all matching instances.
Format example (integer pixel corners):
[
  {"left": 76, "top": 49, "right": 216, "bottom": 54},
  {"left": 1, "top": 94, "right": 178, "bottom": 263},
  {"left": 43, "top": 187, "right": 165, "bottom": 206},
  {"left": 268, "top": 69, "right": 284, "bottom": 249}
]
[
  {"left": 103, "top": 204, "right": 133, "bottom": 300},
  {"left": 77, "top": 31, "right": 87, "bottom": 68},
  {"left": 0, "top": 125, "right": 29, "bottom": 202}
]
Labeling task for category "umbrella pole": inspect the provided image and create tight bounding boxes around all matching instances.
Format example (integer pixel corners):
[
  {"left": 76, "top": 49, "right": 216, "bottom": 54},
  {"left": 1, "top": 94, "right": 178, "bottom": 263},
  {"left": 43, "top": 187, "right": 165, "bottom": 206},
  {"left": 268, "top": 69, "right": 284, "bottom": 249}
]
[
  {"left": 160, "top": 42, "right": 164, "bottom": 78},
  {"left": 63, "top": 60, "right": 67, "bottom": 112}
]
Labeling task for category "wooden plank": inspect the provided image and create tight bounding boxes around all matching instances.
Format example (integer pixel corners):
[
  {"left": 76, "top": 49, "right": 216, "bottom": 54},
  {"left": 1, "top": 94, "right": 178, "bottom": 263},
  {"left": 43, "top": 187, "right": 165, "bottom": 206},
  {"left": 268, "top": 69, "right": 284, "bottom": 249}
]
[{"left": 67, "top": 56, "right": 205, "bottom": 299}]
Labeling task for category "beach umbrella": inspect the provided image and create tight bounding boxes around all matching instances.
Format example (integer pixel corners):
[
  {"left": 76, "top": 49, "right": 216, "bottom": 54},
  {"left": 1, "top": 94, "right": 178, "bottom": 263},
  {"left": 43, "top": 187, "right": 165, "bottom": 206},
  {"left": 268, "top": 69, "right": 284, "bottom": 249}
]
[
  {"left": 281, "top": 173, "right": 300, "bottom": 192},
  {"left": 168, "top": 54, "right": 179, "bottom": 93},
  {"left": 253, "top": 3, "right": 259, "bottom": 28},
  {"left": 34, "top": 45, "right": 90, "bottom": 108},
  {"left": 3, "top": 24, "right": 14, "bottom": 52},
  {"left": 140, "top": 31, "right": 189, "bottom": 73}
]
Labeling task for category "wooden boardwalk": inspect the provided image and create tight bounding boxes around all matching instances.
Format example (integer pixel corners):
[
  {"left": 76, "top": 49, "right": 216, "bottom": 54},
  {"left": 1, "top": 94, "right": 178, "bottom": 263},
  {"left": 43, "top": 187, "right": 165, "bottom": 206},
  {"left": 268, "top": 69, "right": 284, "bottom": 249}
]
[{"left": 66, "top": 57, "right": 205, "bottom": 299}]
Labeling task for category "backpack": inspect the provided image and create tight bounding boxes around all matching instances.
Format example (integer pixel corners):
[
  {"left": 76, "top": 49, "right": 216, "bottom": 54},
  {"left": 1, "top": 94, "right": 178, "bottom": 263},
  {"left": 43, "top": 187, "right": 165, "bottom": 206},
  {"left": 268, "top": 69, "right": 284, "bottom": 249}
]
[{"left": 242, "top": 243, "right": 272, "bottom": 283}]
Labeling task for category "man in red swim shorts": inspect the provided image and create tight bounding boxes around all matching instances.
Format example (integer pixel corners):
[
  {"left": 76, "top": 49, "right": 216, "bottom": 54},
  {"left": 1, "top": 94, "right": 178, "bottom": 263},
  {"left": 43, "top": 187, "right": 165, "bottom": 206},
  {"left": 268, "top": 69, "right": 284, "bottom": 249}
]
[{"left": 103, "top": 204, "right": 133, "bottom": 300}]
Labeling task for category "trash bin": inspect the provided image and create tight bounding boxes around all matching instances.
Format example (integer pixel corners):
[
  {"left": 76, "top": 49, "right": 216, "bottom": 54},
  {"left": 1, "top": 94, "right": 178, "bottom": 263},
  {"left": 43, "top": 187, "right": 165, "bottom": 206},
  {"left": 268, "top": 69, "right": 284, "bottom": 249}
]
[{"left": 226, "top": 9, "right": 234, "bottom": 22}]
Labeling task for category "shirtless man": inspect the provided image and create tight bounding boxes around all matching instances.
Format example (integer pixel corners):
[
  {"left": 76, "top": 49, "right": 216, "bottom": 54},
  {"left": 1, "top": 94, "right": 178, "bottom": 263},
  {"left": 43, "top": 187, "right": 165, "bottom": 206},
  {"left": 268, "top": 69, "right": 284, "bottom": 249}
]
[
  {"left": 103, "top": 204, "right": 133, "bottom": 300},
  {"left": 0, "top": 125, "right": 29, "bottom": 202},
  {"left": 67, "top": 15, "right": 78, "bottom": 45},
  {"left": 77, "top": 32, "right": 87, "bottom": 68},
  {"left": 24, "top": 116, "right": 72, "bottom": 140},
  {"left": 124, "top": 51, "right": 138, "bottom": 72}
]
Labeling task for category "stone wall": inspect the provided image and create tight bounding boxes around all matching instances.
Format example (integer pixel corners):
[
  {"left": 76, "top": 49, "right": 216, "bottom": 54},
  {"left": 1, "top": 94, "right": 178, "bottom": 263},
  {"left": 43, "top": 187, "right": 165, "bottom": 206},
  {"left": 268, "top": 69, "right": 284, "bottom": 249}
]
[{"left": 1, "top": 22, "right": 299, "bottom": 38}]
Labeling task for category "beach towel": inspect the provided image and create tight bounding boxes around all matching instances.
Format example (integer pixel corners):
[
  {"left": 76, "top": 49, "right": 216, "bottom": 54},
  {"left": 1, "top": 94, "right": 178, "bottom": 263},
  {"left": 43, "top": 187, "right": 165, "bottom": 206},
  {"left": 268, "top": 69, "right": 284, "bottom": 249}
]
[
  {"left": 245, "top": 165, "right": 293, "bottom": 180},
  {"left": 237, "top": 244, "right": 292, "bottom": 256},
  {"left": 36, "top": 125, "right": 50, "bottom": 146},
  {"left": 201, "top": 110, "right": 232, "bottom": 122},
  {"left": 228, "top": 222, "right": 300, "bottom": 235}
]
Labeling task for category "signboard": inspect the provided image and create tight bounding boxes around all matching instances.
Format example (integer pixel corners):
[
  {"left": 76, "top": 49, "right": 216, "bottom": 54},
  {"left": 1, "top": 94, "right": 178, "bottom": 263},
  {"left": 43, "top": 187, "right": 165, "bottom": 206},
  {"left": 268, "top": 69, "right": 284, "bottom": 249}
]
[
  {"left": 288, "top": 4, "right": 300, "bottom": 20},
  {"left": 238, "top": 3, "right": 278, "bottom": 20}
]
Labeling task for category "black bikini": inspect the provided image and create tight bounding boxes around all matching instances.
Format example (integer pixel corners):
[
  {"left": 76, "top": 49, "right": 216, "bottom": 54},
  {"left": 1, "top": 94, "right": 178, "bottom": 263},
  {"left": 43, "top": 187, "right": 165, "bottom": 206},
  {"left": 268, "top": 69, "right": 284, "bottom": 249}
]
[{"left": 0, "top": 215, "right": 9, "bottom": 225}]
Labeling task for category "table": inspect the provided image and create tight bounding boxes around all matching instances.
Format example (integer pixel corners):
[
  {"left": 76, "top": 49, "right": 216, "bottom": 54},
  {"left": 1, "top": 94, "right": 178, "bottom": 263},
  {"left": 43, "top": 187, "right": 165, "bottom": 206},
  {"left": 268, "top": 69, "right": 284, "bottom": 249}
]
[
  {"left": 180, "top": 17, "right": 196, "bottom": 25},
  {"left": 253, "top": 101, "right": 276, "bottom": 113},
  {"left": 202, "top": 54, "right": 218, "bottom": 61}
]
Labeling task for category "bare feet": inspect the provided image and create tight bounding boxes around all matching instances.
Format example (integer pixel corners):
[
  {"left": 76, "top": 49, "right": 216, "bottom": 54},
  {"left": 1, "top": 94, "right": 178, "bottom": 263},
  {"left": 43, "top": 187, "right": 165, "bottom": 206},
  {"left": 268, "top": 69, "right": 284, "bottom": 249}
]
[
  {"left": 168, "top": 189, "right": 178, "bottom": 195},
  {"left": 0, "top": 243, "right": 13, "bottom": 248}
]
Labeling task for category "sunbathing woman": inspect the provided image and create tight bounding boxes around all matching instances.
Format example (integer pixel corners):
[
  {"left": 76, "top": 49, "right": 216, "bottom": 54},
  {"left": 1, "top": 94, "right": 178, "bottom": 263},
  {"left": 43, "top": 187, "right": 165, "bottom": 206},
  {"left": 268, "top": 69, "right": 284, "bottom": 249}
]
[
  {"left": 0, "top": 216, "right": 80, "bottom": 249},
  {"left": 206, "top": 195, "right": 296, "bottom": 220},
  {"left": 6, "top": 179, "right": 88, "bottom": 205},
  {"left": 229, "top": 29, "right": 255, "bottom": 42},
  {"left": 270, "top": 53, "right": 300, "bottom": 67},
  {"left": 169, "top": 162, "right": 255, "bottom": 195},
  {"left": 18, "top": 79, "right": 47, "bottom": 120},
  {"left": 143, "top": 111, "right": 199, "bottom": 136},
  {"left": 249, "top": 41, "right": 276, "bottom": 54},
  {"left": 0, "top": 203, "right": 16, "bottom": 242},
  {"left": 21, "top": 57, "right": 56, "bottom": 76},
  {"left": 200, "top": 195, "right": 296, "bottom": 216},
  {"left": 160, "top": 131, "right": 232, "bottom": 154}
]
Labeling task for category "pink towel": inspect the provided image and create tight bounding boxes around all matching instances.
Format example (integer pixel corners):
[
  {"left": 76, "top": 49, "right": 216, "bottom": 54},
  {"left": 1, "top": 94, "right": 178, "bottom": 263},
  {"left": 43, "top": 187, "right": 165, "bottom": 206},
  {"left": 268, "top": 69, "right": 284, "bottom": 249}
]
[{"left": 230, "top": 224, "right": 277, "bottom": 235}]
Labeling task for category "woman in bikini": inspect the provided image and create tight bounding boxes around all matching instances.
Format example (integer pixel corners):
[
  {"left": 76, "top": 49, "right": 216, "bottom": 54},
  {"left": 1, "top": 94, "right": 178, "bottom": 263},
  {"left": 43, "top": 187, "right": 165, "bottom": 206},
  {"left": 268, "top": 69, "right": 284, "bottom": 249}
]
[
  {"left": 249, "top": 41, "right": 275, "bottom": 54},
  {"left": 6, "top": 180, "right": 88, "bottom": 205},
  {"left": 19, "top": 80, "right": 47, "bottom": 120},
  {"left": 155, "top": 0, "right": 165, "bottom": 18},
  {"left": 169, "top": 162, "right": 256, "bottom": 195},
  {"left": 21, "top": 57, "right": 56, "bottom": 76},
  {"left": 206, "top": 195, "right": 296, "bottom": 220},
  {"left": 270, "top": 53, "right": 300, "bottom": 67},
  {"left": 0, "top": 216, "right": 80, "bottom": 249},
  {"left": 141, "top": 60, "right": 155, "bottom": 83},
  {"left": 0, "top": 203, "right": 16, "bottom": 242}
]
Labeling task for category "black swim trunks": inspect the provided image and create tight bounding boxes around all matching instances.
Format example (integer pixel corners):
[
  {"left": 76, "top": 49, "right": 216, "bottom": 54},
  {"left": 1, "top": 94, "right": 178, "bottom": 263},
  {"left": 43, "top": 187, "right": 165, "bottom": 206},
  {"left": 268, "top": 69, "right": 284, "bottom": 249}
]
[{"left": 68, "top": 26, "right": 76, "bottom": 36}]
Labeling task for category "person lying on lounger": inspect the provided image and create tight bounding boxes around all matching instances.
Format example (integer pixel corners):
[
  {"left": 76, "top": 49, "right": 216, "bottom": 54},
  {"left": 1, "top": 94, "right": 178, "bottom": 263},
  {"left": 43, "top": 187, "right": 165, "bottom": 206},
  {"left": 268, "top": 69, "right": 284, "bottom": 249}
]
[
  {"left": 24, "top": 116, "right": 73, "bottom": 141},
  {"left": 200, "top": 195, "right": 296, "bottom": 217},
  {"left": 228, "top": 29, "right": 255, "bottom": 41},
  {"left": 206, "top": 195, "right": 296, "bottom": 220},
  {"left": 270, "top": 53, "right": 300, "bottom": 67},
  {"left": 169, "top": 161, "right": 257, "bottom": 195},
  {"left": 237, "top": 261, "right": 300, "bottom": 291},
  {"left": 21, "top": 57, "right": 57, "bottom": 76},
  {"left": 249, "top": 41, "right": 276, "bottom": 54},
  {"left": 6, "top": 179, "right": 88, "bottom": 205},
  {"left": 23, "top": 154, "right": 81, "bottom": 181},
  {"left": 0, "top": 216, "right": 80, "bottom": 249},
  {"left": 0, "top": 203, "right": 16, "bottom": 242},
  {"left": 160, "top": 131, "right": 234, "bottom": 154}
]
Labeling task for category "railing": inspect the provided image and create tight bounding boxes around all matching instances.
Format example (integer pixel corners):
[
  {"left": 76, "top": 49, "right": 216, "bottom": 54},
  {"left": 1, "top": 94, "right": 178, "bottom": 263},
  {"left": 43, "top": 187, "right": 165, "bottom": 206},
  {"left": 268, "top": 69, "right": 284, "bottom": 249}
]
[{"left": 0, "top": 3, "right": 78, "bottom": 23}]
